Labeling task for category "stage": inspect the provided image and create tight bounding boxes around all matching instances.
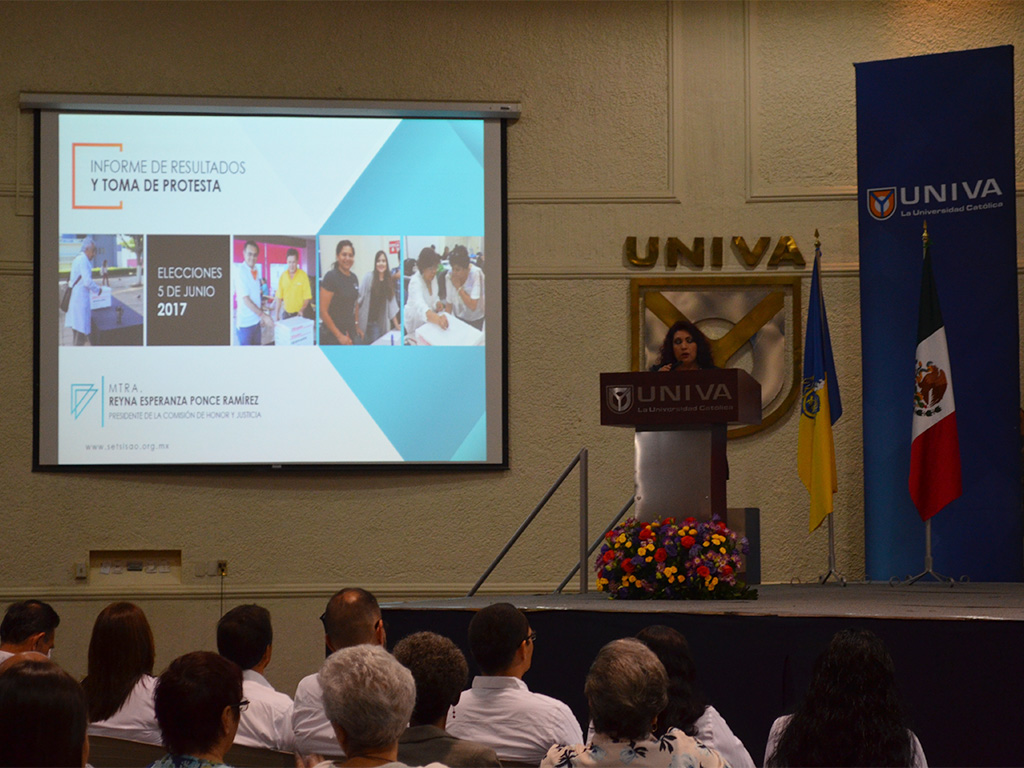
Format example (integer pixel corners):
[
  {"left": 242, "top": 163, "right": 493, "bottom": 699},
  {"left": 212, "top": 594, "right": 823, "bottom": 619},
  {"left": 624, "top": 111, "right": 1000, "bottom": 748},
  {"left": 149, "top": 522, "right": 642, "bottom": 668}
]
[{"left": 383, "top": 583, "right": 1024, "bottom": 767}]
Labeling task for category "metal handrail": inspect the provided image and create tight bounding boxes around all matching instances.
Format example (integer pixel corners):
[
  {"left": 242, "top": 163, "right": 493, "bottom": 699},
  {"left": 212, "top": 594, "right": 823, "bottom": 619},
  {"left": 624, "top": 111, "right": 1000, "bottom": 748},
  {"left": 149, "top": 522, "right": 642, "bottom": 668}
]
[
  {"left": 554, "top": 494, "right": 635, "bottom": 594},
  {"left": 467, "top": 448, "right": 589, "bottom": 597}
]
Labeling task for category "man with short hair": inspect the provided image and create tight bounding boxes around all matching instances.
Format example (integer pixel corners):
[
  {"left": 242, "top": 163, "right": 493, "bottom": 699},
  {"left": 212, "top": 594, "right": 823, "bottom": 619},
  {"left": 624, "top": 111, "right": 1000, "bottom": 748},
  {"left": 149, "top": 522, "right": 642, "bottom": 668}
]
[
  {"left": 217, "top": 604, "right": 294, "bottom": 751},
  {"left": 394, "top": 631, "right": 500, "bottom": 767},
  {"left": 274, "top": 248, "right": 312, "bottom": 321},
  {"left": 292, "top": 588, "right": 386, "bottom": 758},
  {"left": 446, "top": 602, "right": 583, "bottom": 765},
  {"left": 233, "top": 239, "right": 272, "bottom": 345},
  {"left": 443, "top": 245, "right": 485, "bottom": 330},
  {"left": 0, "top": 600, "right": 60, "bottom": 663}
]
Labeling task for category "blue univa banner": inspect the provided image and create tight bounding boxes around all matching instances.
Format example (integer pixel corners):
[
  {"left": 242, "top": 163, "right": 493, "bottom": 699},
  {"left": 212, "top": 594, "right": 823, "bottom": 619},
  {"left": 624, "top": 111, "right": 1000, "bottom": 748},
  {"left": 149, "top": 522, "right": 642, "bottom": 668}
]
[{"left": 856, "top": 46, "right": 1020, "bottom": 581}]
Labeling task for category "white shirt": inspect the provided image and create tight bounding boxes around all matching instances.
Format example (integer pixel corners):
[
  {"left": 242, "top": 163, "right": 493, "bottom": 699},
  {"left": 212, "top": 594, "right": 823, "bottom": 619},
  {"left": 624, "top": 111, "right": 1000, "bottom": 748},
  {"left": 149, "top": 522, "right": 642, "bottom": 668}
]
[
  {"left": 233, "top": 261, "right": 263, "bottom": 329},
  {"left": 446, "top": 676, "right": 583, "bottom": 765},
  {"left": 764, "top": 714, "right": 928, "bottom": 768},
  {"left": 445, "top": 265, "right": 485, "bottom": 323},
  {"left": 404, "top": 272, "right": 440, "bottom": 334},
  {"left": 0, "top": 650, "right": 14, "bottom": 664},
  {"left": 87, "top": 674, "right": 161, "bottom": 745},
  {"left": 693, "top": 706, "right": 754, "bottom": 768},
  {"left": 292, "top": 672, "right": 344, "bottom": 758},
  {"left": 235, "top": 669, "right": 295, "bottom": 752}
]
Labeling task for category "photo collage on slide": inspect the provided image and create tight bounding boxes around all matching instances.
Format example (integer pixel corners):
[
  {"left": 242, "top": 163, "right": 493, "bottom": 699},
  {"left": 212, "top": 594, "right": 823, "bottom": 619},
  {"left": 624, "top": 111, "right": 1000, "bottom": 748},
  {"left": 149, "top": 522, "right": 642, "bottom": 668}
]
[{"left": 58, "top": 233, "right": 486, "bottom": 348}]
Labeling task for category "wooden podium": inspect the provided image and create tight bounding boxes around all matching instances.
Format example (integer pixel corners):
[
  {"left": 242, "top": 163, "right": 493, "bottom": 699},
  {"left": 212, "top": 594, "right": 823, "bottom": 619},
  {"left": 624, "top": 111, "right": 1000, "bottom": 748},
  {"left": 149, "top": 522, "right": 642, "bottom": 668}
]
[{"left": 600, "top": 369, "right": 761, "bottom": 523}]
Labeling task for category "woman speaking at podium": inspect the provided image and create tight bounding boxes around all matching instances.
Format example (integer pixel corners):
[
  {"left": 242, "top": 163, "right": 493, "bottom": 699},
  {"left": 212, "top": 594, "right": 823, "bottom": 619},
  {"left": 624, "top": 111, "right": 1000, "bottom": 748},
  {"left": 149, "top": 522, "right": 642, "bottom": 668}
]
[{"left": 651, "top": 320, "right": 715, "bottom": 372}]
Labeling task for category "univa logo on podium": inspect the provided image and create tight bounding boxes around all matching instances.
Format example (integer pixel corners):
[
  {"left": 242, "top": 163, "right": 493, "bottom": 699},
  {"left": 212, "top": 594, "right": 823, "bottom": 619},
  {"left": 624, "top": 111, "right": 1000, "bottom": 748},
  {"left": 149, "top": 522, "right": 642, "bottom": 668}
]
[{"left": 606, "top": 385, "right": 634, "bottom": 414}]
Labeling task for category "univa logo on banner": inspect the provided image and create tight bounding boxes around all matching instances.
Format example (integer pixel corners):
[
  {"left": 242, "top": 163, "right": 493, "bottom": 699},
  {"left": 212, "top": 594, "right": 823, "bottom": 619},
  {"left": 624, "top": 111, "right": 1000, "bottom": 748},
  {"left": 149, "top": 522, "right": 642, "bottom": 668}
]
[{"left": 866, "top": 178, "right": 1004, "bottom": 221}]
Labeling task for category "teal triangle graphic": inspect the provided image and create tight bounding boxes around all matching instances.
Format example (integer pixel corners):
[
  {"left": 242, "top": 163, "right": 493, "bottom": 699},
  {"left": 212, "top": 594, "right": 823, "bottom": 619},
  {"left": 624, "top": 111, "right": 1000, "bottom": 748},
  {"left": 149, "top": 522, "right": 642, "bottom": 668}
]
[
  {"left": 450, "top": 411, "right": 487, "bottom": 462},
  {"left": 318, "top": 120, "right": 484, "bottom": 235},
  {"left": 319, "top": 346, "right": 486, "bottom": 462}
]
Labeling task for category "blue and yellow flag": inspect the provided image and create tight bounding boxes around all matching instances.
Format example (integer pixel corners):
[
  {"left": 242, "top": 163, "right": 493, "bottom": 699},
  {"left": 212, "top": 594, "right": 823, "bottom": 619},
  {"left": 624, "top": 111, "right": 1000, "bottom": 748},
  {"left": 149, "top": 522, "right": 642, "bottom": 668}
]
[{"left": 798, "top": 240, "right": 842, "bottom": 532}]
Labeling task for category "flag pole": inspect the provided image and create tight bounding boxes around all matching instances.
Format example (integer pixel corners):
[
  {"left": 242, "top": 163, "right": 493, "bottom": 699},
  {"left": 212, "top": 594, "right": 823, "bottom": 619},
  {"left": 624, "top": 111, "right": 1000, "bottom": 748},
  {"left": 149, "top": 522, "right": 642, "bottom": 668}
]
[
  {"left": 814, "top": 229, "right": 846, "bottom": 587},
  {"left": 900, "top": 222, "right": 959, "bottom": 587},
  {"left": 903, "top": 518, "right": 954, "bottom": 585},
  {"left": 818, "top": 508, "right": 847, "bottom": 585}
]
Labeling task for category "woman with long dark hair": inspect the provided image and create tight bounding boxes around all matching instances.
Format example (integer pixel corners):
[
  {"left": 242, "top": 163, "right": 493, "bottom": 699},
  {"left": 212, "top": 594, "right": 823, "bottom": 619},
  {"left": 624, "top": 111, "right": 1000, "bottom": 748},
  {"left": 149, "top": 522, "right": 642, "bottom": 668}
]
[
  {"left": 764, "top": 629, "right": 926, "bottom": 767},
  {"left": 0, "top": 655, "right": 89, "bottom": 767},
  {"left": 82, "top": 602, "right": 160, "bottom": 745},
  {"left": 635, "top": 626, "right": 754, "bottom": 768},
  {"left": 358, "top": 250, "right": 400, "bottom": 344},
  {"left": 651, "top": 320, "right": 715, "bottom": 371}
]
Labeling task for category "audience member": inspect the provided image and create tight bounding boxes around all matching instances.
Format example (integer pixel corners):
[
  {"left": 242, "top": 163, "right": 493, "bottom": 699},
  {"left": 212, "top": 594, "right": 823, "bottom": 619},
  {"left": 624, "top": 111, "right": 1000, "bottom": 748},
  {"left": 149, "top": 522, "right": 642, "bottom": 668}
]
[
  {"left": 764, "top": 628, "right": 927, "bottom": 768},
  {"left": 392, "top": 632, "right": 500, "bottom": 767},
  {"left": 217, "top": 603, "right": 294, "bottom": 751},
  {"left": 292, "top": 588, "right": 387, "bottom": 758},
  {"left": 635, "top": 625, "right": 754, "bottom": 768},
  {"left": 443, "top": 245, "right": 485, "bottom": 330},
  {"left": 151, "top": 651, "right": 244, "bottom": 768},
  {"left": 541, "top": 639, "right": 727, "bottom": 768},
  {"left": 83, "top": 602, "right": 161, "bottom": 744},
  {"left": 0, "top": 599, "right": 60, "bottom": 663},
  {"left": 447, "top": 602, "right": 583, "bottom": 765},
  {"left": 0, "top": 653, "right": 88, "bottom": 768},
  {"left": 313, "top": 644, "right": 443, "bottom": 768}
]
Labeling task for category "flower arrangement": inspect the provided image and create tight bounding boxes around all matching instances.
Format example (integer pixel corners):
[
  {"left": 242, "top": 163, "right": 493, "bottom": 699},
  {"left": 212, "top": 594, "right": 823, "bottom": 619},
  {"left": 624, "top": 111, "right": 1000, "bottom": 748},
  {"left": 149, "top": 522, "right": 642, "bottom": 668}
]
[{"left": 595, "top": 515, "right": 757, "bottom": 600}]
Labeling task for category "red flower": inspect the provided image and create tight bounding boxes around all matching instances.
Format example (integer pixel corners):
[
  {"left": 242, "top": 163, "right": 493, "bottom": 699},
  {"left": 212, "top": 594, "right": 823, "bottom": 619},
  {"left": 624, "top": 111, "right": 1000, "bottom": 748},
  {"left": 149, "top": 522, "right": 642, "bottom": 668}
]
[
  {"left": 662, "top": 517, "right": 675, "bottom": 525},
  {"left": 717, "top": 521, "right": 727, "bottom": 531},
  {"left": 697, "top": 565, "right": 711, "bottom": 578},
  {"left": 639, "top": 528, "right": 654, "bottom": 540},
  {"left": 721, "top": 564, "right": 733, "bottom": 576},
  {"left": 622, "top": 559, "right": 636, "bottom": 573},
  {"left": 602, "top": 550, "right": 615, "bottom": 563},
  {"left": 654, "top": 548, "right": 667, "bottom": 562},
  {"left": 681, "top": 535, "right": 696, "bottom": 548},
  {"left": 685, "top": 516, "right": 696, "bottom": 524}
]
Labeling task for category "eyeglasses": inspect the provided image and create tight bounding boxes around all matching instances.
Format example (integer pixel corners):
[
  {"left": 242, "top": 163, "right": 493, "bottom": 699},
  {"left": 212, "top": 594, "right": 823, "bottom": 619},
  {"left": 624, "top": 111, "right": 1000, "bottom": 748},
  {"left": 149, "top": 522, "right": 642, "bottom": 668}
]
[
  {"left": 526, "top": 630, "right": 537, "bottom": 645},
  {"left": 233, "top": 699, "right": 250, "bottom": 713}
]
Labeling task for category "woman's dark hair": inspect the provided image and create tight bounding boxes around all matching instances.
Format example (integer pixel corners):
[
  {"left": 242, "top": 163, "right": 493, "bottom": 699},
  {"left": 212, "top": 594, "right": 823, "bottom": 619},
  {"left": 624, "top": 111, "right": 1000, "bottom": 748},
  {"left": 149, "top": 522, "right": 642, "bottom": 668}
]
[
  {"left": 635, "top": 625, "right": 707, "bottom": 736},
  {"left": 654, "top": 320, "right": 715, "bottom": 370},
  {"left": 766, "top": 629, "right": 914, "bottom": 767},
  {"left": 417, "top": 247, "right": 441, "bottom": 274},
  {"left": 448, "top": 245, "right": 470, "bottom": 270},
  {"left": 154, "top": 651, "right": 243, "bottom": 757},
  {"left": 0, "top": 657, "right": 88, "bottom": 767},
  {"left": 371, "top": 250, "right": 395, "bottom": 302},
  {"left": 82, "top": 602, "right": 155, "bottom": 723},
  {"left": 335, "top": 239, "right": 355, "bottom": 258},
  {"left": 393, "top": 631, "right": 469, "bottom": 726}
]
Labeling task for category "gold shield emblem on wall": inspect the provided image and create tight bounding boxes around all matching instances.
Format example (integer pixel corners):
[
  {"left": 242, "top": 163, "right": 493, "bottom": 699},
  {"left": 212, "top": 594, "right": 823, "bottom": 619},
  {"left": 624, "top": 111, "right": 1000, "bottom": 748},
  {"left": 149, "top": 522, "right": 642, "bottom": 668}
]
[{"left": 631, "top": 276, "right": 802, "bottom": 437}]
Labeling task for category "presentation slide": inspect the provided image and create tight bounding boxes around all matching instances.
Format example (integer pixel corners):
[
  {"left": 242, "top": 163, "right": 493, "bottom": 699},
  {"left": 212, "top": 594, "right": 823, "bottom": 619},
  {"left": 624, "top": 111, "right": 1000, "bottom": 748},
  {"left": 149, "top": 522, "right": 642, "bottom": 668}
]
[{"left": 40, "top": 111, "right": 502, "bottom": 467}]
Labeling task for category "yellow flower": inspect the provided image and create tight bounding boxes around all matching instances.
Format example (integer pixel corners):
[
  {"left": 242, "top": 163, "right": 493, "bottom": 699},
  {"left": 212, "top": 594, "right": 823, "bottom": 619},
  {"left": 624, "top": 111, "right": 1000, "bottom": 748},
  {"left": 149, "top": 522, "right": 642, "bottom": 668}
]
[
  {"left": 668, "top": 575, "right": 675, "bottom": 583},
  {"left": 637, "top": 547, "right": 647, "bottom": 556},
  {"left": 720, "top": 547, "right": 727, "bottom": 554},
  {"left": 626, "top": 541, "right": 633, "bottom": 548},
  {"left": 703, "top": 541, "right": 710, "bottom": 547},
  {"left": 617, "top": 534, "right": 626, "bottom": 544},
  {"left": 645, "top": 556, "right": 653, "bottom": 563}
]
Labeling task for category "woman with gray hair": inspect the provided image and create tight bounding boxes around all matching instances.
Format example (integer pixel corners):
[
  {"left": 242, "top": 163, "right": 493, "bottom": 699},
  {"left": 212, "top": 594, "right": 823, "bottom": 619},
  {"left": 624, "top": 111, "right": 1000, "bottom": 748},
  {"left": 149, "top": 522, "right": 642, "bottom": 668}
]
[
  {"left": 314, "top": 644, "right": 442, "bottom": 768},
  {"left": 541, "top": 639, "right": 728, "bottom": 768}
]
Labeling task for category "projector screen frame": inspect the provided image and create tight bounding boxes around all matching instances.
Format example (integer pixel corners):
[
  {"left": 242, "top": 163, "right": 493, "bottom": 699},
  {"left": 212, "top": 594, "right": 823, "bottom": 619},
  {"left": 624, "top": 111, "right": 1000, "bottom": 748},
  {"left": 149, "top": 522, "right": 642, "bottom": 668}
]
[{"left": 28, "top": 94, "right": 517, "bottom": 473}]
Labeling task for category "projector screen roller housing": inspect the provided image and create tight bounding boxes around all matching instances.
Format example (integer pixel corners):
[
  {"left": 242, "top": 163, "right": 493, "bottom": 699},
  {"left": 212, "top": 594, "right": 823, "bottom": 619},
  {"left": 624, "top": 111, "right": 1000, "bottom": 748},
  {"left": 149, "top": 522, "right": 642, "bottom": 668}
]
[{"left": 30, "top": 95, "right": 515, "bottom": 469}]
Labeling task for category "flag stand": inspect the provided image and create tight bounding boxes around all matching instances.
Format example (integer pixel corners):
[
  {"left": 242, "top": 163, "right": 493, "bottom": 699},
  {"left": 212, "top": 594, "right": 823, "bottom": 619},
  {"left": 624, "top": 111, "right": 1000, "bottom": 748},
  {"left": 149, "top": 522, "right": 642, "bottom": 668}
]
[
  {"left": 818, "top": 512, "right": 847, "bottom": 585},
  {"left": 901, "top": 519, "right": 956, "bottom": 586}
]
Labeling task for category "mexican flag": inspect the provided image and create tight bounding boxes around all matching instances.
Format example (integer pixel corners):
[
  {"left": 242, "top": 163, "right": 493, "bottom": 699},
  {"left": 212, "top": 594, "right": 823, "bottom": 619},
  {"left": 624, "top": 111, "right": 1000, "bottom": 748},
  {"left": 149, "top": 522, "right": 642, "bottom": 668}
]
[{"left": 908, "top": 242, "right": 962, "bottom": 521}]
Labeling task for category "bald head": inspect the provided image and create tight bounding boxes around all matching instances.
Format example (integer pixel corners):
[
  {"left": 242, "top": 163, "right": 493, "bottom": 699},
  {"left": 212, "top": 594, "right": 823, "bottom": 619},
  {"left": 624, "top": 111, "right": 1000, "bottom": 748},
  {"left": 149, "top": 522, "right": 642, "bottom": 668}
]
[
  {"left": 322, "top": 588, "right": 384, "bottom": 653},
  {"left": 0, "top": 651, "right": 51, "bottom": 676}
]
